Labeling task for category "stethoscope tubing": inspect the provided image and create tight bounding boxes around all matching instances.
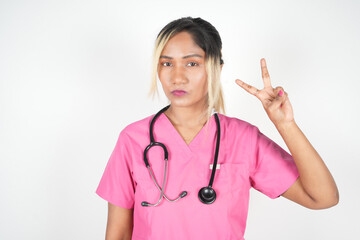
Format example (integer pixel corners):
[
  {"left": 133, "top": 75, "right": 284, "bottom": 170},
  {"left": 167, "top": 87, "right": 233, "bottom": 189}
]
[
  {"left": 142, "top": 105, "right": 220, "bottom": 207},
  {"left": 142, "top": 160, "right": 185, "bottom": 207}
]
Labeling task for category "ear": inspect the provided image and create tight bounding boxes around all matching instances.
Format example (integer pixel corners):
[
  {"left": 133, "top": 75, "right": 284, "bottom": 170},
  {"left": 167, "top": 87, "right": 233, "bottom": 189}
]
[{"left": 220, "top": 63, "right": 224, "bottom": 70}]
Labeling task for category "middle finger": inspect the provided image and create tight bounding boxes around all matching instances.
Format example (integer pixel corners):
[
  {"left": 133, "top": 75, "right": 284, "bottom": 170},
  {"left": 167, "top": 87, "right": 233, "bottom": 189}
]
[{"left": 261, "top": 58, "right": 272, "bottom": 88}]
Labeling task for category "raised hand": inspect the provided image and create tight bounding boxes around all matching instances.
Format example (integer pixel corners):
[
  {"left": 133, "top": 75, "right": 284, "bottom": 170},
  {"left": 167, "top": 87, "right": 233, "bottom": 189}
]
[{"left": 235, "top": 58, "right": 294, "bottom": 128}]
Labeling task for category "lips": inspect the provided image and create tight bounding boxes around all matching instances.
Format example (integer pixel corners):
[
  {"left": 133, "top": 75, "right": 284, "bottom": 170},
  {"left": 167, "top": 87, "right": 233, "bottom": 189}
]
[{"left": 171, "top": 90, "right": 187, "bottom": 96}]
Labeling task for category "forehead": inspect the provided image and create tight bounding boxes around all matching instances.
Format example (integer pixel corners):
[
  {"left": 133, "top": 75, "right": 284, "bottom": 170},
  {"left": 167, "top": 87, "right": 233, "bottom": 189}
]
[{"left": 161, "top": 31, "right": 205, "bottom": 56}]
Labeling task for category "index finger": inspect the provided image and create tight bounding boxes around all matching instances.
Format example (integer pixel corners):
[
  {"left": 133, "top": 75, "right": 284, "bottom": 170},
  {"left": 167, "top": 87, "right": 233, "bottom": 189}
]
[{"left": 235, "top": 79, "right": 260, "bottom": 99}]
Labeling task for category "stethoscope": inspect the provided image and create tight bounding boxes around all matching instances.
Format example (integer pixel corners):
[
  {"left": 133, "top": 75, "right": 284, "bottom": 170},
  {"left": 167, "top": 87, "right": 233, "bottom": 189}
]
[{"left": 141, "top": 104, "right": 221, "bottom": 207}]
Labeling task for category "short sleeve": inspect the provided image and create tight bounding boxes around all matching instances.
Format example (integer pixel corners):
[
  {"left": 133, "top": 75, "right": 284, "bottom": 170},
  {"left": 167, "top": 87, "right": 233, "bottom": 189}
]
[
  {"left": 249, "top": 125, "right": 300, "bottom": 199},
  {"left": 96, "top": 131, "right": 135, "bottom": 209}
]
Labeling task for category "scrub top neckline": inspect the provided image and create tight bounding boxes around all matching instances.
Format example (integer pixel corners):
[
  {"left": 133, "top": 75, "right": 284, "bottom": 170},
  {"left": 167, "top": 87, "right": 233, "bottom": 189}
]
[{"left": 159, "top": 112, "right": 216, "bottom": 153}]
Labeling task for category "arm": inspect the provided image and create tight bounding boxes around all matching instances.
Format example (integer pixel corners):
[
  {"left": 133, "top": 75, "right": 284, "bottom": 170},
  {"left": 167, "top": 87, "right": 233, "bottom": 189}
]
[
  {"left": 235, "top": 58, "right": 339, "bottom": 209},
  {"left": 106, "top": 202, "right": 134, "bottom": 240},
  {"left": 277, "top": 121, "right": 339, "bottom": 209}
]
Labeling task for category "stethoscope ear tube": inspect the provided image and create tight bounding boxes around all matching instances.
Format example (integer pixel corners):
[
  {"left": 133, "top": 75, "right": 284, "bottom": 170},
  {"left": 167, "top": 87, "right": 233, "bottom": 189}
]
[{"left": 141, "top": 156, "right": 186, "bottom": 207}]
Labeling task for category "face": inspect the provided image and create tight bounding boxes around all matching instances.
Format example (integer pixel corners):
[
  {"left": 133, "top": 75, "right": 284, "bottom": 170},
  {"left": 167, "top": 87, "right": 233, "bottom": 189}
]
[{"left": 158, "top": 31, "right": 208, "bottom": 109}]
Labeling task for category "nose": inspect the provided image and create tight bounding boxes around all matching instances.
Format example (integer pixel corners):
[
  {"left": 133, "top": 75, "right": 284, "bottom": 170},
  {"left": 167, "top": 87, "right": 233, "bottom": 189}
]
[{"left": 172, "top": 65, "right": 187, "bottom": 85}]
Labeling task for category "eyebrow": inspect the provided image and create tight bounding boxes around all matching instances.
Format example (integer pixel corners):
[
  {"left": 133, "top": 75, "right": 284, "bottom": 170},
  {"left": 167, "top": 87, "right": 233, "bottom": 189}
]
[{"left": 159, "top": 54, "right": 204, "bottom": 59}]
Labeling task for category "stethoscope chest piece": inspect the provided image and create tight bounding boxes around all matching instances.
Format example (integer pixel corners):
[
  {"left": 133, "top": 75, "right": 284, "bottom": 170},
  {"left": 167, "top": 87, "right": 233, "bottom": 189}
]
[{"left": 198, "top": 186, "right": 216, "bottom": 204}]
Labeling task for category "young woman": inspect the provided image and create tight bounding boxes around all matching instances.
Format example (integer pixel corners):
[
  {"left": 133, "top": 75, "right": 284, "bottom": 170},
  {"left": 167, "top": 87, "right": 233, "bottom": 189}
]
[{"left": 96, "top": 17, "right": 339, "bottom": 240}]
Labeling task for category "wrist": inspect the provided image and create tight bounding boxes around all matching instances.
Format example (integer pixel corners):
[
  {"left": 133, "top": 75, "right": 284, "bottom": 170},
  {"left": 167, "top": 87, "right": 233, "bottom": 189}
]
[{"left": 275, "top": 119, "right": 297, "bottom": 133}]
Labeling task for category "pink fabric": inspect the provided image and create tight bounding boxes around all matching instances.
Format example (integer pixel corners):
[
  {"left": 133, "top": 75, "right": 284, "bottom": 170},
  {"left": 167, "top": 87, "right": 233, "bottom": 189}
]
[{"left": 96, "top": 113, "right": 299, "bottom": 240}]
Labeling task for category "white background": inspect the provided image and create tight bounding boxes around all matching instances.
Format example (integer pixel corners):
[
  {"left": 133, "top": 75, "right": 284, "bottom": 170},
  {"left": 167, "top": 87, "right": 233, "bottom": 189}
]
[{"left": 1, "top": 0, "right": 359, "bottom": 239}]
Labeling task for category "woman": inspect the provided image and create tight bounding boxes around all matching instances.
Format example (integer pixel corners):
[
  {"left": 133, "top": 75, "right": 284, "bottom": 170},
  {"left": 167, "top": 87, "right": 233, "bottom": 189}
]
[{"left": 96, "top": 17, "right": 339, "bottom": 240}]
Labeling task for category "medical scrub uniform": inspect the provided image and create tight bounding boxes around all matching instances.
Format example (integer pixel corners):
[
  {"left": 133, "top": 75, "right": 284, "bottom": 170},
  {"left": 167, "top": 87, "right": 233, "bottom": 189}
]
[{"left": 96, "top": 112, "right": 300, "bottom": 240}]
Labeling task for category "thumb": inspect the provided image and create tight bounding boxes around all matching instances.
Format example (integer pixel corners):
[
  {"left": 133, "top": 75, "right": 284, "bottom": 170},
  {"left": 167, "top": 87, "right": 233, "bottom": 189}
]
[{"left": 271, "top": 89, "right": 286, "bottom": 109}]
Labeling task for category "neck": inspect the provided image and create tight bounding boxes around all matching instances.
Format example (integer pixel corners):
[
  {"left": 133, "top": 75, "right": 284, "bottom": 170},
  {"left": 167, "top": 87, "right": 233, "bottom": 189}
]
[{"left": 164, "top": 102, "right": 209, "bottom": 127}]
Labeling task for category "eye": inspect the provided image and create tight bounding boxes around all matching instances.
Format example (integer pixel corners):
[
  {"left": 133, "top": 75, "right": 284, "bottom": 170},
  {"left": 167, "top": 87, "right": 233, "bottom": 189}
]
[
  {"left": 161, "top": 62, "right": 172, "bottom": 67},
  {"left": 187, "top": 62, "right": 198, "bottom": 67}
]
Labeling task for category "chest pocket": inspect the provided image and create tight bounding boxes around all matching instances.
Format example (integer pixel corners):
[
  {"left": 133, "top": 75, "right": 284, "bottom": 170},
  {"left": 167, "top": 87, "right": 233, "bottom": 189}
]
[{"left": 198, "top": 162, "right": 250, "bottom": 198}]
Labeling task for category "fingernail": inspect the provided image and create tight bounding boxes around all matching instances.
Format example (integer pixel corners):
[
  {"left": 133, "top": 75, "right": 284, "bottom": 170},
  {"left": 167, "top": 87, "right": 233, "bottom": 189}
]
[{"left": 279, "top": 90, "right": 283, "bottom": 96}]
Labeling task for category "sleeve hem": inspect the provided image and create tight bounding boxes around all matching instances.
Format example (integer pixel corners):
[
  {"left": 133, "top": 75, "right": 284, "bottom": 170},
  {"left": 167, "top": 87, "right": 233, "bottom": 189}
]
[
  {"left": 269, "top": 172, "right": 300, "bottom": 199},
  {"left": 95, "top": 190, "right": 134, "bottom": 210}
]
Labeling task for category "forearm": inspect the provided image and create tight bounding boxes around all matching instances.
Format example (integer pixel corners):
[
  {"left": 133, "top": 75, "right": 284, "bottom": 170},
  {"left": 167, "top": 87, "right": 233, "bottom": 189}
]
[{"left": 276, "top": 120, "right": 339, "bottom": 205}]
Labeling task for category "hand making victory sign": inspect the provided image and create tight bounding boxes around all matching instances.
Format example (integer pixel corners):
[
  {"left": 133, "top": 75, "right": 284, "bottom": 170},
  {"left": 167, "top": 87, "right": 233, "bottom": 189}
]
[
  {"left": 235, "top": 58, "right": 294, "bottom": 128},
  {"left": 234, "top": 58, "right": 339, "bottom": 209}
]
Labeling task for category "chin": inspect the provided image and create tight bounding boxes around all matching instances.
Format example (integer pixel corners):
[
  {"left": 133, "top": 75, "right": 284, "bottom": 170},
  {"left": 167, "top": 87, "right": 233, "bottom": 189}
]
[
  {"left": 168, "top": 101, "right": 190, "bottom": 108},
  {"left": 166, "top": 95, "right": 187, "bottom": 104},
  {"left": 170, "top": 100, "right": 205, "bottom": 109}
]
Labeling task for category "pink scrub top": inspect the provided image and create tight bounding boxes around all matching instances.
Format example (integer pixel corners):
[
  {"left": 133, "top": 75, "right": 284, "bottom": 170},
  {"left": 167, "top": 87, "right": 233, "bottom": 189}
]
[{"left": 96, "top": 112, "right": 299, "bottom": 240}]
